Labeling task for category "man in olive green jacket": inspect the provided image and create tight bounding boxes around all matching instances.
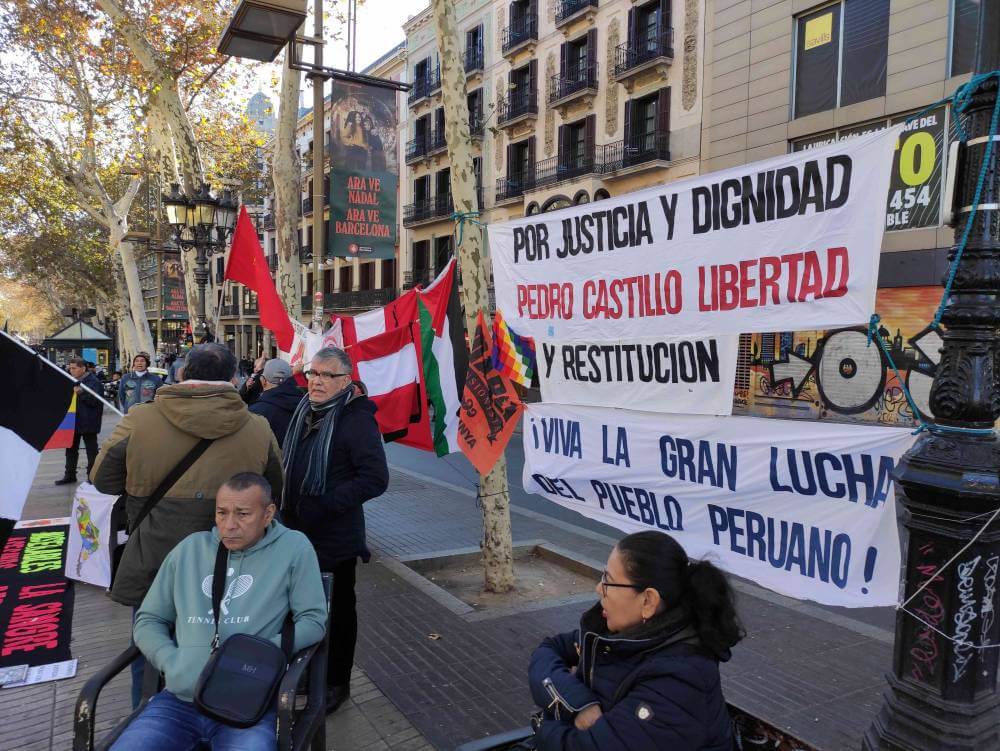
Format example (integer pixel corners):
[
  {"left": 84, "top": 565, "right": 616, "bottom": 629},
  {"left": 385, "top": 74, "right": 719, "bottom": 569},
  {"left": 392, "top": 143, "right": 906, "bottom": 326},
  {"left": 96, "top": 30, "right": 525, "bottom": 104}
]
[{"left": 92, "top": 343, "right": 284, "bottom": 608}]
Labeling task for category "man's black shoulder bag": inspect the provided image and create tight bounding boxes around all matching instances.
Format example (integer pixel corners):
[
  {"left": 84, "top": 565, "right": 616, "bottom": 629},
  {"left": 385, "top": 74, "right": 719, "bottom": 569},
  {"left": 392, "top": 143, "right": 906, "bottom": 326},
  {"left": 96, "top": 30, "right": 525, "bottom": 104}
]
[
  {"left": 108, "top": 437, "right": 215, "bottom": 589},
  {"left": 194, "top": 541, "right": 294, "bottom": 728}
]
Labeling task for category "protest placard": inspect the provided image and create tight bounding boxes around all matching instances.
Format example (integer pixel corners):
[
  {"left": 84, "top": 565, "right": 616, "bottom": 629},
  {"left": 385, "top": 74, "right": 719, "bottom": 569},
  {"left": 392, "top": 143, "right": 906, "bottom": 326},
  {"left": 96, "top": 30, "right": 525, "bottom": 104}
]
[
  {"left": 538, "top": 335, "right": 739, "bottom": 415},
  {"left": 489, "top": 127, "right": 902, "bottom": 341},
  {"left": 522, "top": 402, "right": 914, "bottom": 607}
]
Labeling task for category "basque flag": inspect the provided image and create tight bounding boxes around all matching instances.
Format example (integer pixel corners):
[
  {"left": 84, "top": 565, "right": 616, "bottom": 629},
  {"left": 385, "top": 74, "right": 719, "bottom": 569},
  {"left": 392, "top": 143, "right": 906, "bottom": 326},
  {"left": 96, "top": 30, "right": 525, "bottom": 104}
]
[{"left": 0, "top": 332, "right": 74, "bottom": 536}]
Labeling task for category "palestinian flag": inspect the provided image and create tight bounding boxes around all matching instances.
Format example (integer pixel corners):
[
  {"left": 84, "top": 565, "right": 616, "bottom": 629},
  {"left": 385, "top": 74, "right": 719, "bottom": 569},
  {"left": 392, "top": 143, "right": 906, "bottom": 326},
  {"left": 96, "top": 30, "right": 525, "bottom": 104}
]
[
  {"left": 0, "top": 332, "right": 75, "bottom": 539},
  {"left": 333, "top": 260, "right": 468, "bottom": 455}
]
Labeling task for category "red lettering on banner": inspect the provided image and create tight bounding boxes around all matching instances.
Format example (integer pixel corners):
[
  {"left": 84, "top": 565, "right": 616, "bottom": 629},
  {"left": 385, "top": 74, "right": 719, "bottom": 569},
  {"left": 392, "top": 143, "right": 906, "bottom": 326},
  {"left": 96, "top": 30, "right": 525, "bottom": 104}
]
[
  {"left": 18, "top": 582, "right": 68, "bottom": 600},
  {"left": 0, "top": 536, "right": 26, "bottom": 569},
  {"left": 1, "top": 602, "right": 63, "bottom": 656},
  {"left": 698, "top": 247, "right": 850, "bottom": 313},
  {"left": 517, "top": 283, "right": 574, "bottom": 319}
]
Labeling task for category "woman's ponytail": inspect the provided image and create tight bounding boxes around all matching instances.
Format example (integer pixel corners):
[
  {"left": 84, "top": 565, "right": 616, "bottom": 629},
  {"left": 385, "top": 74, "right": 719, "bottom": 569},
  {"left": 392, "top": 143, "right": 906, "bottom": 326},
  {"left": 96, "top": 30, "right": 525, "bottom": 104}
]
[{"left": 684, "top": 559, "right": 745, "bottom": 657}]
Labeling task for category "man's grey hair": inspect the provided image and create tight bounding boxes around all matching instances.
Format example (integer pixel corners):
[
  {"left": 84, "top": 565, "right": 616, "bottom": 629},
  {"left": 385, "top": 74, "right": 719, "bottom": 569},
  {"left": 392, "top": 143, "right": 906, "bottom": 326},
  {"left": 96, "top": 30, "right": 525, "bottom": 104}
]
[
  {"left": 219, "top": 472, "right": 273, "bottom": 506},
  {"left": 182, "top": 342, "right": 237, "bottom": 381},
  {"left": 313, "top": 346, "right": 352, "bottom": 374}
]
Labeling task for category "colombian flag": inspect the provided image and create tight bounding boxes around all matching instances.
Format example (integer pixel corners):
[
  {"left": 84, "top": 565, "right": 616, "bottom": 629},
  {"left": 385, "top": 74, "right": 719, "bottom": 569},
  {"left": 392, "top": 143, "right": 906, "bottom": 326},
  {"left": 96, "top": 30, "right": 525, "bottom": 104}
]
[{"left": 43, "top": 394, "right": 76, "bottom": 450}]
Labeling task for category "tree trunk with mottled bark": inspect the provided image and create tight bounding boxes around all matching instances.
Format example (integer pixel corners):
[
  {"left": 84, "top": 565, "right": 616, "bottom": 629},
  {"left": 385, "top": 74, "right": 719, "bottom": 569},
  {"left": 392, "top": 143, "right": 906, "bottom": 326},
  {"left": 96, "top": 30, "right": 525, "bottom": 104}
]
[
  {"left": 272, "top": 49, "right": 303, "bottom": 328},
  {"left": 432, "top": 0, "right": 516, "bottom": 593}
]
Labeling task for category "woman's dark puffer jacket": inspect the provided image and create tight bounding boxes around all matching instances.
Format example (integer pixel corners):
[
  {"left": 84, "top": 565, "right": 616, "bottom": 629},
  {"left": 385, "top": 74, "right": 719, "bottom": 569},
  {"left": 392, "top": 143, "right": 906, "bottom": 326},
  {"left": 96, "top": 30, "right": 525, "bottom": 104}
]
[{"left": 528, "top": 603, "right": 734, "bottom": 751}]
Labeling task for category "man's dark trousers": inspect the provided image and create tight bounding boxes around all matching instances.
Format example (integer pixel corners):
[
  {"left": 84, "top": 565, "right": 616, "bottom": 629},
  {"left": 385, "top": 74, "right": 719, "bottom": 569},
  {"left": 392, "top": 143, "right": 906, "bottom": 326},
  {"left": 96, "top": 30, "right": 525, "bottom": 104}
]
[
  {"left": 66, "top": 430, "right": 99, "bottom": 479},
  {"left": 327, "top": 558, "right": 357, "bottom": 687}
]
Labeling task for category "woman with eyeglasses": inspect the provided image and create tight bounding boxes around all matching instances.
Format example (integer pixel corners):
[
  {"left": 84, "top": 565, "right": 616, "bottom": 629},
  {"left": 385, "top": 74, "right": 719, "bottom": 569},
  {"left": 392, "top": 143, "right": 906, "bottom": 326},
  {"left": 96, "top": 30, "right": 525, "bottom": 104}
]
[{"left": 528, "top": 531, "right": 743, "bottom": 750}]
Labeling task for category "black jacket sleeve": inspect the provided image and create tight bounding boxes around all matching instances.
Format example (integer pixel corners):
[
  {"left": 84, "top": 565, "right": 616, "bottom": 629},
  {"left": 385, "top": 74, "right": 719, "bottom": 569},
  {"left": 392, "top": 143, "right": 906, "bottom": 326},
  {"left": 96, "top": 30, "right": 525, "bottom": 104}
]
[{"left": 327, "top": 407, "right": 388, "bottom": 516}]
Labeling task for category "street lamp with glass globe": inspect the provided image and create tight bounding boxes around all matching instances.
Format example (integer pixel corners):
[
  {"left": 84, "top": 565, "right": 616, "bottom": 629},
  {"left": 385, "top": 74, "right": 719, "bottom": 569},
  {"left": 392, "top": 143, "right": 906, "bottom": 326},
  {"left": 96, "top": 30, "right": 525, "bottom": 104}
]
[{"left": 162, "top": 183, "right": 239, "bottom": 341}]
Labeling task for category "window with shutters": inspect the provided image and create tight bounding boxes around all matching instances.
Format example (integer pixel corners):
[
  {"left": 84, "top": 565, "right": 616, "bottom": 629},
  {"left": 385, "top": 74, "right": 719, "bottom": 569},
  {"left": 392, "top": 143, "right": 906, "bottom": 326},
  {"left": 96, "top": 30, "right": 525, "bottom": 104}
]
[
  {"left": 413, "top": 241, "right": 430, "bottom": 278},
  {"left": 502, "top": 61, "right": 538, "bottom": 122},
  {"left": 618, "top": 87, "right": 670, "bottom": 167},
  {"left": 434, "top": 236, "right": 453, "bottom": 272},
  {"left": 554, "top": 30, "right": 597, "bottom": 102},
  {"left": 339, "top": 265, "right": 353, "bottom": 293},
  {"left": 616, "top": 0, "right": 673, "bottom": 77},
  {"left": 949, "top": 0, "right": 979, "bottom": 76},
  {"left": 468, "top": 89, "right": 484, "bottom": 134},
  {"left": 431, "top": 108, "right": 446, "bottom": 151},
  {"left": 465, "top": 25, "right": 484, "bottom": 71},
  {"left": 435, "top": 169, "right": 452, "bottom": 216},
  {"left": 381, "top": 259, "right": 396, "bottom": 289},
  {"left": 323, "top": 270, "right": 332, "bottom": 295},
  {"left": 792, "top": 0, "right": 889, "bottom": 119},
  {"left": 504, "top": 0, "right": 538, "bottom": 53},
  {"left": 359, "top": 262, "right": 375, "bottom": 291}
]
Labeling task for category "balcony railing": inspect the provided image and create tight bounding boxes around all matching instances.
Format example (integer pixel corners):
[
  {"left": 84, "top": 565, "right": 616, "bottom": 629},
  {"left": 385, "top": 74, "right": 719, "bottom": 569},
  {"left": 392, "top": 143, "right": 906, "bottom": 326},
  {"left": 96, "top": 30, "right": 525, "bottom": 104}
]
[
  {"left": 219, "top": 303, "right": 240, "bottom": 317},
  {"left": 244, "top": 300, "right": 259, "bottom": 315},
  {"left": 501, "top": 14, "right": 538, "bottom": 54},
  {"left": 404, "top": 268, "right": 433, "bottom": 289},
  {"left": 428, "top": 127, "right": 447, "bottom": 155},
  {"left": 433, "top": 192, "right": 453, "bottom": 219},
  {"left": 600, "top": 133, "right": 670, "bottom": 171},
  {"left": 534, "top": 151, "right": 599, "bottom": 188},
  {"left": 408, "top": 66, "right": 442, "bottom": 105},
  {"left": 465, "top": 44, "right": 484, "bottom": 73},
  {"left": 299, "top": 245, "right": 313, "bottom": 261},
  {"left": 403, "top": 199, "right": 434, "bottom": 226},
  {"left": 469, "top": 111, "right": 485, "bottom": 138},
  {"left": 548, "top": 65, "right": 598, "bottom": 104},
  {"left": 302, "top": 196, "right": 313, "bottom": 215},
  {"left": 406, "top": 133, "right": 429, "bottom": 163},
  {"left": 262, "top": 213, "right": 275, "bottom": 230},
  {"left": 268, "top": 254, "right": 277, "bottom": 272},
  {"left": 498, "top": 89, "right": 538, "bottom": 125},
  {"left": 614, "top": 29, "right": 674, "bottom": 77},
  {"left": 326, "top": 288, "right": 398, "bottom": 310},
  {"left": 556, "top": 0, "right": 598, "bottom": 24},
  {"left": 496, "top": 170, "right": 536, "bottom": 202}
]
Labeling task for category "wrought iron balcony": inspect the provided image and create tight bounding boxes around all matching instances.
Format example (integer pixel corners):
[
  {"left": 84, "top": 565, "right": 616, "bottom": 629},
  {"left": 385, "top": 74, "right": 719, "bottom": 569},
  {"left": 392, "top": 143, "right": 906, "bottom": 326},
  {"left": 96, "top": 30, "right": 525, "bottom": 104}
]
[
  {"left": 465, "top": 44, "right": 484, "bottom": 73},
  {"left": 555, "top": 0, "right": 598, "bottom": 26},
  {"left": 469, "top": 111, "right": 485, "bottom": 138},
  {"left": 404, "top": 268, "right": 433, "bottom": 289},
  {"left": 326, "top": 288, "right": 398, "bottom": 310},
  {"left": 302, "top": 196, "right": 313, "bottom": 215},
  {"left": 406, "top": 134, "right": 429, "bottom": 164},
  {"left": 403, "top": 199, "right": 434, "bottom": 226},
  {"left": 501, "top": 14, "right": 538, "bottom": 55},
  {"left": 262, "top": 213, "right": 275, "bottom": 230},
  {"left": 534, "top": 152, "right": 600, "bottom": 188},
  {"left": 600, "top": 133, "right": 670, "bottom": 172},
  {"left": 299, "top": 244, "right": 313, "bottom": 261},
  {"left": 219, "top": 303, "right": 240, "bottom": 317},
  {"left": 427, "top": 127, "right": 447, "bottom": 155},
  {"left": 243, "top": 300, "right": 259, "bottom": 315},
  {"left": 614, "top": 29, "right": 674, "bottom": 78},
  {"left": 408, "top": 66, "right": 442, "bottom": 105},
  {"left": 433, "top": 192, "right": 453, "bottom": 219},
  {"left": 495, "top": 170, "right": 536, "bottom": 202},
  {"left": 548, "top": 65, "right": 598, "bottom": 105},
  {"left": 497, "top": 89, "right": 538, "bottom": 126}
]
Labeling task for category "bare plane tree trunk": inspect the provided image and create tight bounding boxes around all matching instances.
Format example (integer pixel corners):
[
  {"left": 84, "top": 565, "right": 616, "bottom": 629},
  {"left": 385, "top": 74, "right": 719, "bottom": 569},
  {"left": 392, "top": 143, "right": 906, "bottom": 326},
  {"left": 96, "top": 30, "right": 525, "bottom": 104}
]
[
  {"left": 272, "top": 49, "right": 303, "bottom": 328},
  {"left": 432, "top": 0, "right": 516, "bottom": 593}
]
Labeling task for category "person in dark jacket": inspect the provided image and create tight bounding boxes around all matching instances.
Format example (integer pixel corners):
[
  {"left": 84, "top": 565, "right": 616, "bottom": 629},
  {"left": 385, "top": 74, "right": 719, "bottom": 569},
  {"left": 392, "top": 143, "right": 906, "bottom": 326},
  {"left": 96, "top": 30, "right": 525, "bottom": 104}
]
[
  {"left": 281, "top": 346, "right": 389, "bottom": 715},
  {"left": 529, "top": 531, "right": 744, "bottom": 751},
  {"left": 56, "top": 357, "right": 105, "bottom": 485},
  {"left": 249, "top": 358, "right": 305, "bottom": 447},
  {"left": 118, "top": 353, "right": 162, "bottom": 413}
]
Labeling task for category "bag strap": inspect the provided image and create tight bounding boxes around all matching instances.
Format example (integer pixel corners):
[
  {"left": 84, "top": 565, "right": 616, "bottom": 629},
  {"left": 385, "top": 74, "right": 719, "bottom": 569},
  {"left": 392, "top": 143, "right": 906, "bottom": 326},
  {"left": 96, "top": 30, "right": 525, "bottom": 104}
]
[
  {"left": 210, "top": 540, "right": 229, "bottom": 650},
  {"left": 129, "top": 438, "right": 215, "bottom": 533}
]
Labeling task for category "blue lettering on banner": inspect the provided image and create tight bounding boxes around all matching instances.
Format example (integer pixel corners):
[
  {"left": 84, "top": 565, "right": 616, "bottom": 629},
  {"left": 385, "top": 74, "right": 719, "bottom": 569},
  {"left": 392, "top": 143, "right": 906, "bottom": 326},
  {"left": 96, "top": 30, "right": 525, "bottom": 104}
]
[
  {"left": 602, "top": 425, "right": 631, "bottom": 467},
  {"left": 658, "top": 435, "right": 737, "bottom": 491},
  {"left": 530, "top": 473, "right": 587, "bottom": 502},
  {"left": 591, "top": 481, "right": 683, "bottom": 531},
  {"left": 540, "top": 417, "right": 583, "bottom": 458},
  {"left": 769, "top": 448, "right": 895, "bottom": 508},
  {"left": 707, "top": 504, "right": 851, "bottom": 588}
]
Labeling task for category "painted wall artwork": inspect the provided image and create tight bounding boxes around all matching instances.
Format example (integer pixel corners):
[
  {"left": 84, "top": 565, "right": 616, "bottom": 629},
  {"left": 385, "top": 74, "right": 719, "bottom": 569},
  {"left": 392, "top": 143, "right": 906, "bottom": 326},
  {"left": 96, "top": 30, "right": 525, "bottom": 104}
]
[{"left": 733, "top": 287, "right": 942, "bottom": 428}]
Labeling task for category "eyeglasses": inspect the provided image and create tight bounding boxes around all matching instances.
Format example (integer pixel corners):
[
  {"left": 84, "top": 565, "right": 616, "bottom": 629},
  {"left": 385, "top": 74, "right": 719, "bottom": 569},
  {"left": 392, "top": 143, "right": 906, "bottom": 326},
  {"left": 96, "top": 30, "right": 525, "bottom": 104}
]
[
  {"left": 599, "top": 571, "right": 643, "bottom": 597},
  {"left": 303, "top": 369, "right": 351, "bottom": 382}
]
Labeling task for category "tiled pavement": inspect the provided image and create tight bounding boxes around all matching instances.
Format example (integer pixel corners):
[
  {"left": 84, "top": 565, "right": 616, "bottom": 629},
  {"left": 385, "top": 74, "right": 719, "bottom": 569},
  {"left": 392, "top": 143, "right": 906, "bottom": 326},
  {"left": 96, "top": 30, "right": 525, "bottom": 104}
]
[{"left": 2, "top": 420, "right": 895, "bottom": 750}]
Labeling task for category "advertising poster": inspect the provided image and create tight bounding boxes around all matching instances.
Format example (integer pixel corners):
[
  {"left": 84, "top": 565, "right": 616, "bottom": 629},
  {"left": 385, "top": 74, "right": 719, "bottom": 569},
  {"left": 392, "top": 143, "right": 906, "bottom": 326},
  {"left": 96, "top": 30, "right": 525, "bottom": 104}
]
[
  {"left": 328, "top": 80, "right": 399, "bottom": 259},
  {"left": 161, "top": 254, "right": 188, "bottom": 320}
]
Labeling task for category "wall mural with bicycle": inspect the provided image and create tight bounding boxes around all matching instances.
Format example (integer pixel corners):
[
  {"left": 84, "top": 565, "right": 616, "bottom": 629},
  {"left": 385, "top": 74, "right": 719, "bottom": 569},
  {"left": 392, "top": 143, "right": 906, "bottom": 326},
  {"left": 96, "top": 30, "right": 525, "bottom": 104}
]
[{"left": 733, "top": 287, "right": 941, "bottom": 427}]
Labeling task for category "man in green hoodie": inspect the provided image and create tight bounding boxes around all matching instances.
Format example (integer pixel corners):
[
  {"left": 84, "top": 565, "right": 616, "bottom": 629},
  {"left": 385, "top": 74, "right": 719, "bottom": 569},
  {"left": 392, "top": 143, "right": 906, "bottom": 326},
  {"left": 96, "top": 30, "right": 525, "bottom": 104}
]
[{"left": 110, "top": 473, "right": 328, "bottom": 751}]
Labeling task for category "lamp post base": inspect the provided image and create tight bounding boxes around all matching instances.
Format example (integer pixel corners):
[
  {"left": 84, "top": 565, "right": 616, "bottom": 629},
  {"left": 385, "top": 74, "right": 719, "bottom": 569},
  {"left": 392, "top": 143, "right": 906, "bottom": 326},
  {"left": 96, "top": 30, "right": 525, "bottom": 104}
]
[{"left": 863, "top": 673, "right": 1000, "bottom": 751}]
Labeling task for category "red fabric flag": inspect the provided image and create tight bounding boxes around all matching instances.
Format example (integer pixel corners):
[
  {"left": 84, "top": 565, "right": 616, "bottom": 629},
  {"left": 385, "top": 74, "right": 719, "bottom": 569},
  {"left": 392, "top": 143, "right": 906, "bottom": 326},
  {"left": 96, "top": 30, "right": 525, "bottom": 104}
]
[
  {"left": 457, "top": 310, "right": 523, "bottom": 476},
  {"left": 224, "top": 206, "right": 294, "bottom": 351}
]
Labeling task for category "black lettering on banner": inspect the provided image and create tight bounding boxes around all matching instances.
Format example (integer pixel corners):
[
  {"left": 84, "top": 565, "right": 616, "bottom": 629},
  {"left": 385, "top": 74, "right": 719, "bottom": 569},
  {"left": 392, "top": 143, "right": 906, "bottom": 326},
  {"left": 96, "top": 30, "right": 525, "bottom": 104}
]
[{"left": 551, "top": 340, "right": 722, "bottom": 386}]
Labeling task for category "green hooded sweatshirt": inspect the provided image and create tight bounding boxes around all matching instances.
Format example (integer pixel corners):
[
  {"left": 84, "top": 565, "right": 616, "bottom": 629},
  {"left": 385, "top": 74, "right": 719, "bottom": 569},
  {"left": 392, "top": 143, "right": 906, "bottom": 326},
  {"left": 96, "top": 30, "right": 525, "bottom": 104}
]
[{"left": 134, "top": 520, "right": 327, "bottom": 702}]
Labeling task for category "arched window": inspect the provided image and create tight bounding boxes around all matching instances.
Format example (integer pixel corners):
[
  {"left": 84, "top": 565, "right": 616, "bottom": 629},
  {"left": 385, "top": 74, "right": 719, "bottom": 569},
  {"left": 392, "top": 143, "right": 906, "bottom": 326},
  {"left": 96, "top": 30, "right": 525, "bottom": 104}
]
[
  {"left": 542, "top": 195, "right": 571, "bottom": 213},
  {"left": 573, "top": 190, "right": 590, "bottom": 205},
  {"left": 594, "top": 188, "right": 611, "bottom": 201},
  {"left": 526, "top": 202, "right": 540, "bottom": 215}
]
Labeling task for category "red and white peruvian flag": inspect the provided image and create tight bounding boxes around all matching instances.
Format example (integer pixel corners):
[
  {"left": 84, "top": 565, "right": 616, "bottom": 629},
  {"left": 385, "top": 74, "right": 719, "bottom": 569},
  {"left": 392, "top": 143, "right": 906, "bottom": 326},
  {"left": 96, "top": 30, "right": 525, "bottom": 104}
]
[{"left": 346, "top": 323, "right": 431, "bottom": 448}]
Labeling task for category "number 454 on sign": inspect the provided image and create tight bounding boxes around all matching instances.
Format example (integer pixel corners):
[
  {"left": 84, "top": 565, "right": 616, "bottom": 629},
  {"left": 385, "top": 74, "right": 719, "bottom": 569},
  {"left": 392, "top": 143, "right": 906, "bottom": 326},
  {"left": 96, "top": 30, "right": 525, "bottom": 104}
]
[{"left": 886, "top": 185, "right": 932, "bottom": 228}]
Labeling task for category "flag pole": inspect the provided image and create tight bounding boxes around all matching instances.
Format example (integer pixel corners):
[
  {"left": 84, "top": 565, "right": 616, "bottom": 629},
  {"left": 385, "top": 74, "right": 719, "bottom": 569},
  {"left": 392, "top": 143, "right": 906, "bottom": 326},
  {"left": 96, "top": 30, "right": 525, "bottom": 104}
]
[{"left": 1, "top": 330, "right": 125, "bottom": 417}]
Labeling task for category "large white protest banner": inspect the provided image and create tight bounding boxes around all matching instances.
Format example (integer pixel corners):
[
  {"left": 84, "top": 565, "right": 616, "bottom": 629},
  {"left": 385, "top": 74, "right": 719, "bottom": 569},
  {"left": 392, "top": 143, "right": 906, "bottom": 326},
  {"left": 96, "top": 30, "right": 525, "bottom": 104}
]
[
  {"left": 538, "top": 335, "right": 739, "bottom": 415},
  {"left": 489, "top": 127, "right": 903, "bottom": 341},
  {"left": 522, "top": 402, "right": 914, "bottom": 607}
]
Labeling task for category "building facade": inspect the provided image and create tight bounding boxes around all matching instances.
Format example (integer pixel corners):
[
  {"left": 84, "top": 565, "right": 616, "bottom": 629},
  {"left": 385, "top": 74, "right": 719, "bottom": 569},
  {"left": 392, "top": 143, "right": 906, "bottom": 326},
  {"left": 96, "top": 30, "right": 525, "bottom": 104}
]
[
  {"left": 701, "top": 0, "right": 975, "bottom": 427},
  {"left": 400, "top": 0, "right": 706, "bottom": 289}
]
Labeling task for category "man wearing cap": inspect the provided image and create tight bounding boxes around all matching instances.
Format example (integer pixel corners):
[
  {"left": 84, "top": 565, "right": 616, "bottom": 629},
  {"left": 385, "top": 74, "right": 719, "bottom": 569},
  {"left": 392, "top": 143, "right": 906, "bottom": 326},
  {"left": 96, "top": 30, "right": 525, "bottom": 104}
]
[{"left": 249, "top": 359, "right": 307, "bottom": 447}]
